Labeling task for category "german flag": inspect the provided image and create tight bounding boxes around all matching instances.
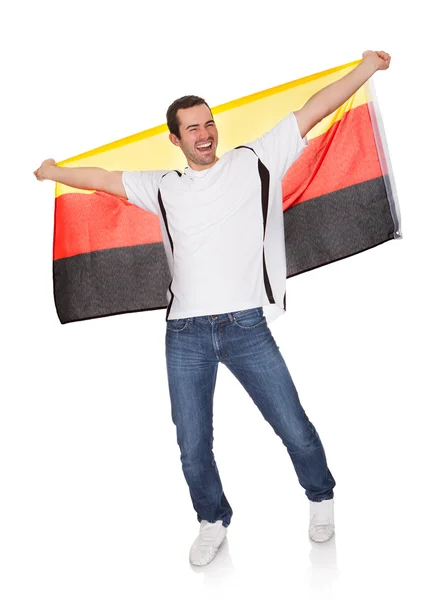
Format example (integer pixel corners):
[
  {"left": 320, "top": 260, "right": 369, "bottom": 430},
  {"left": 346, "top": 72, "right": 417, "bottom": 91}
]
[{"left": 53, "top": 58, "right": 401, "bottom": 324}]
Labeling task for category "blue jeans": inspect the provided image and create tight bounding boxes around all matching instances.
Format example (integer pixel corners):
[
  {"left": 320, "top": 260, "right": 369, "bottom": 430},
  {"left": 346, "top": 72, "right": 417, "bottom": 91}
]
[{"left": 165, "top": 307, "right": 336, "bottom": 528}]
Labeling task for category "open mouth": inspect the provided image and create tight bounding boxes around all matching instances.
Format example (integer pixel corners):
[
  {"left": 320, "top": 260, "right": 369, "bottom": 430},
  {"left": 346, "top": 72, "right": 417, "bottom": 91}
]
[{"left": 196, "top": 141, "right": 213, "bottom": 153}]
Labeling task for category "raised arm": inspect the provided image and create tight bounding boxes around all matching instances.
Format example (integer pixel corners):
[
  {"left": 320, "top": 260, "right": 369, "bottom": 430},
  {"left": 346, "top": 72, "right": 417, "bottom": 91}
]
[
  {"left": 33, "top": 158, "right": 126, "bottom": 198},
  {"left": 294, "top": 50, "right": 391, "bottom": 138}
]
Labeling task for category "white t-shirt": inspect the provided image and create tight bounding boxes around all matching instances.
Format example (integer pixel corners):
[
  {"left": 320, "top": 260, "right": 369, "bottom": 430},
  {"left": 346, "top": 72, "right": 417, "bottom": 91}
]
[{"left": 122, "top": 111, "right": 308, "bottom": 324}]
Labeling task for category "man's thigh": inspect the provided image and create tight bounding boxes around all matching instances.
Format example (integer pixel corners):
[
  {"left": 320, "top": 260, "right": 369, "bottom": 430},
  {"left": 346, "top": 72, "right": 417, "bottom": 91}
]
[
  {"left": 223, "top": 310, "right": 309, "bottom": 433},
  {"left": 165, "top": 319, "right": 219, "bottom": 446}
]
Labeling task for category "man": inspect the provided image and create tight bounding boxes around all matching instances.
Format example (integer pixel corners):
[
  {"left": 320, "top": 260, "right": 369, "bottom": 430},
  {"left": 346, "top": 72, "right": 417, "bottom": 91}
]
[{"left": 34, "top": 49, "right": 391, "bottom": 566}]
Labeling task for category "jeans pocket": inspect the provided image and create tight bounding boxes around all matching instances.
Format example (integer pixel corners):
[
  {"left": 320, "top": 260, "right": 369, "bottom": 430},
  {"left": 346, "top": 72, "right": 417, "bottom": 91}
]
[
  {"left": 166, "top": 318, "right": 191, "bottom": 332},
  {"left": 233, "top": 307, "right": 266, "bottom": 330}
]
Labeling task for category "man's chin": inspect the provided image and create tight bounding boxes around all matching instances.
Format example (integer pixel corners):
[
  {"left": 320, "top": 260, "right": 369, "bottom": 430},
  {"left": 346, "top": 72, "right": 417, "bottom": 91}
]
[{"left": 197, "top": 153, "right": 216, "bottom": 165}]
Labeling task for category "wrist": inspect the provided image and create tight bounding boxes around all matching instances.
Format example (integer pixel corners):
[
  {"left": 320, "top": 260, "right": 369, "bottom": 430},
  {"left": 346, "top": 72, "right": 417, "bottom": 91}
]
[
  {"left": 45, "top": 164, "right": 59, "bottom": 181},
  {"left": 361, "top": 56, "right": 379, "bottom": 74}
]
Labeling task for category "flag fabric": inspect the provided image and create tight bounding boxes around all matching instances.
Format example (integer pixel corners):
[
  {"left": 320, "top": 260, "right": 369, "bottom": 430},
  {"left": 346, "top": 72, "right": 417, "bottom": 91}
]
[{"left": 53, "top": 59, "right": 401, "bottom": 324}]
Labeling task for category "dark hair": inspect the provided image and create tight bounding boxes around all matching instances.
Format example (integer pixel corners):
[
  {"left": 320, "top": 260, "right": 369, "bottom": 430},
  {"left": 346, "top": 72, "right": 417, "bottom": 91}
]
[{"left": 166, "top": 95, "right": 212, "bottom": 139}]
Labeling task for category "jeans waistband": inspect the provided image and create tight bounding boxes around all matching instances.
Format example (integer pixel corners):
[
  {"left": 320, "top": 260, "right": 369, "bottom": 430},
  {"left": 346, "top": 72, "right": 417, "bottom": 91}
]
[{"left": 170, "top": 306, "right": 263, "bottom": 324}]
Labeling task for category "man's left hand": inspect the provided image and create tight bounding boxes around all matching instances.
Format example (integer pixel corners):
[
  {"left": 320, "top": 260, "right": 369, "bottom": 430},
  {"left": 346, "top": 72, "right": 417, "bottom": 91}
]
[{"left": 362, "top": 50, "right": 391, "bottom": 71}]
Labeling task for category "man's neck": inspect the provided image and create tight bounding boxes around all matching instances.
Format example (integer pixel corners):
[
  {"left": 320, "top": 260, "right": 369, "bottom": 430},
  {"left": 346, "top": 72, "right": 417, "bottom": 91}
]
[{"left": 187, "top": 156, "right": 219, "bottom": 171}]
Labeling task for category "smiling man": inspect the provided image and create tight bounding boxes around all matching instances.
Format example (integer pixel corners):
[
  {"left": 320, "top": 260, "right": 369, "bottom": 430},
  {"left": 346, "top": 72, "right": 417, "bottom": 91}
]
[
  {"left": 168, "top": 103, "right": 219, "bottom": 169},
  {"left": 34, "top": 49, "right": 391, "bottom": 567}
]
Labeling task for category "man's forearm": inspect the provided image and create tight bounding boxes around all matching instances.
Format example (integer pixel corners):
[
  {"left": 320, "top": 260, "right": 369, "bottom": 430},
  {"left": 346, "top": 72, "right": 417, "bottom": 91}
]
[
  {"left": 44, "top": 165, "right": 108, "bottom": 190},
  {"left": 304, "top": 59, "right": 378, "bottom": 122}
]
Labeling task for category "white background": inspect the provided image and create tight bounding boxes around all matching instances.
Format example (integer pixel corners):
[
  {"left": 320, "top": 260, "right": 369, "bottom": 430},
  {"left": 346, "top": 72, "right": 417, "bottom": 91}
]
[{"left": 1, "top": 1, "right": 430, "bottom": 599}]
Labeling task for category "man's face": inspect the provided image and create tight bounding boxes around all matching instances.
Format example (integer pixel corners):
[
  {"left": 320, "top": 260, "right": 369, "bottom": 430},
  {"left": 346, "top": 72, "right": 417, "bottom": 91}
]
[{"left": 169, "top": 104, "right": 219, "bottom": 170}]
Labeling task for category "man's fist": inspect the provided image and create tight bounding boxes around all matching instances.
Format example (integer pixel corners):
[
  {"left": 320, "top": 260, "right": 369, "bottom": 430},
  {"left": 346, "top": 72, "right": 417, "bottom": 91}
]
[
  {"left": 33, "top": 158, "right": 56, "bottom": 181},
  {"left": 362, "top": 50, "right": 391, "bottom": 71}
]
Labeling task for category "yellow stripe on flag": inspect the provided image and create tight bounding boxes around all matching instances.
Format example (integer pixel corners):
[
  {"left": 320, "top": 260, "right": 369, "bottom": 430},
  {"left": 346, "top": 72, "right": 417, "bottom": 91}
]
[{"left": 55, "top": 59, "right": 365, "bottom": 197}]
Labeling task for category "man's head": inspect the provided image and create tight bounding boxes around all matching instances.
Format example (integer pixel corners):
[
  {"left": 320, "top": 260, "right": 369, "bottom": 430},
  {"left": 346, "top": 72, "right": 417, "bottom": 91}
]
[{"left": 166, "top": 95, "right": 219, "bottom": 171}]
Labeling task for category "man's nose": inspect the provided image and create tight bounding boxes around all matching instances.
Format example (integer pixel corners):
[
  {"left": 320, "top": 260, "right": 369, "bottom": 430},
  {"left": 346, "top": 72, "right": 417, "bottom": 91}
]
[{"left": 198, "top": 127, "right": 211, "bottom": 139}]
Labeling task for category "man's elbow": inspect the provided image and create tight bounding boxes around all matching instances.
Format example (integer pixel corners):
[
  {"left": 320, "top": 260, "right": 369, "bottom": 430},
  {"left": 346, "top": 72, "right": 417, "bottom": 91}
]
[{"left": 293, "top": 106, "right": 323, "bottom": 139}]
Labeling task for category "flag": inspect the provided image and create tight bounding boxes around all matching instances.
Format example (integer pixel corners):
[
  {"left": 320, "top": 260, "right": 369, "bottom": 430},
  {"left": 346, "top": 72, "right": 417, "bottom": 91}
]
[{"left": 53, "top": 59, "right": 401, "bottom": 324}]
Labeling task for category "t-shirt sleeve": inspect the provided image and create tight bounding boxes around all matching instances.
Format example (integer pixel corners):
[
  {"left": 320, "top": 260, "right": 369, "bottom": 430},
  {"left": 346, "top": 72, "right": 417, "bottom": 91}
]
[
  {"left": 246, "top": 112, "right": 309, "bottom": 180},
  {"left": 122, "top": 169, "right": 169, "bottom": 214}
]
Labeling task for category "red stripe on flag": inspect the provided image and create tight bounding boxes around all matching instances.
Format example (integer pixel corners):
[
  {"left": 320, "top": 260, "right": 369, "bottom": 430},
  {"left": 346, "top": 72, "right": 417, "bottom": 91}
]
[
  {"left": 54, "top": 193, "right": 162, "bottom": 259},
  {"left": 54, "top": 103, "right": 382, "bottom": 260},
  {"left": 282, "top": 103, "right": 382, "bottom": 209}
]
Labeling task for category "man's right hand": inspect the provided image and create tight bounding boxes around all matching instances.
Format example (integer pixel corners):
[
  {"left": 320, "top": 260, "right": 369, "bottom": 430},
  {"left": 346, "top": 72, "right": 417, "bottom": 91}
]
[
  {"left": 32, "top": 160, "right": 127, "bottom": 198},
  {"left": 34, "top": 158, "right": 56, "bottom": 181}
]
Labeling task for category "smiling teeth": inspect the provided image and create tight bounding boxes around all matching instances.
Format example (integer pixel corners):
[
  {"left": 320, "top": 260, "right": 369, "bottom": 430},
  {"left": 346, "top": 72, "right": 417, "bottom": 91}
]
[{"left": 197, "top": 142, "right": 211, "bottom": 148}]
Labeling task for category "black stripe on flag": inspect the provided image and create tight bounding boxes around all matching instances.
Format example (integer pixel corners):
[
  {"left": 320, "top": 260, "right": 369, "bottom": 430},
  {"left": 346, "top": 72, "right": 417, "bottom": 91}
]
[{"left": 53, "top": 177, "right": 396, "bottom": 324}]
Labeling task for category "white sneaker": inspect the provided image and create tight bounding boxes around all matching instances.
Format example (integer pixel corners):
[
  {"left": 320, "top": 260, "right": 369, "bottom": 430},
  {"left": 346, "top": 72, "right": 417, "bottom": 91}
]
[
  {"left": 308, "top": 498, "right": 335, "bottom": 542},
  {"left": 189, "top": 520, "right": 227, "bottom": 566}
]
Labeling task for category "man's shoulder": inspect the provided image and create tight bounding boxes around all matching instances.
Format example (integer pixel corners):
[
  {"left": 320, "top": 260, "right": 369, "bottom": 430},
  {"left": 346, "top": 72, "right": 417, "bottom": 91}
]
[
  {"left": 160, "top": 169, "right": 183, "bottom": 179},
  {"left": 155, "top": 169, "right": 184, "bottom": 187},
  {"left": 221, "top": 146, "right": 260, "bottom": 167}
]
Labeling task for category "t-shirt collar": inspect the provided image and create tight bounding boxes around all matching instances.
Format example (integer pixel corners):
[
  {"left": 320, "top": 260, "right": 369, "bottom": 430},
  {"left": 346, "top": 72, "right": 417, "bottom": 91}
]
[
  {"left": 184, "top": 165, "right": 209, "bottom": 178},
  {"left": 183, "top": 157, "right": 221, "bottom": 178}
]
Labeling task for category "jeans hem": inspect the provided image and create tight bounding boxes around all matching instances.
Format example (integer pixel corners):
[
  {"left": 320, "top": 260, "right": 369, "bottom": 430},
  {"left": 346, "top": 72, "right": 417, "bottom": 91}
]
[
  {"left": 308, "top": 493, "right": 334, "bottom": 502},
  {"left": 198, "top": 517, "right": 231, "bottom": 528}
]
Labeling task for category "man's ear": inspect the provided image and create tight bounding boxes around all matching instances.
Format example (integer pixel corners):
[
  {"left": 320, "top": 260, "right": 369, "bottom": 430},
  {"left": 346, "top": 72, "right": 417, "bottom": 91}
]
[{"left": 169, "top": 133, "right": 181, "bottom": 147}]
